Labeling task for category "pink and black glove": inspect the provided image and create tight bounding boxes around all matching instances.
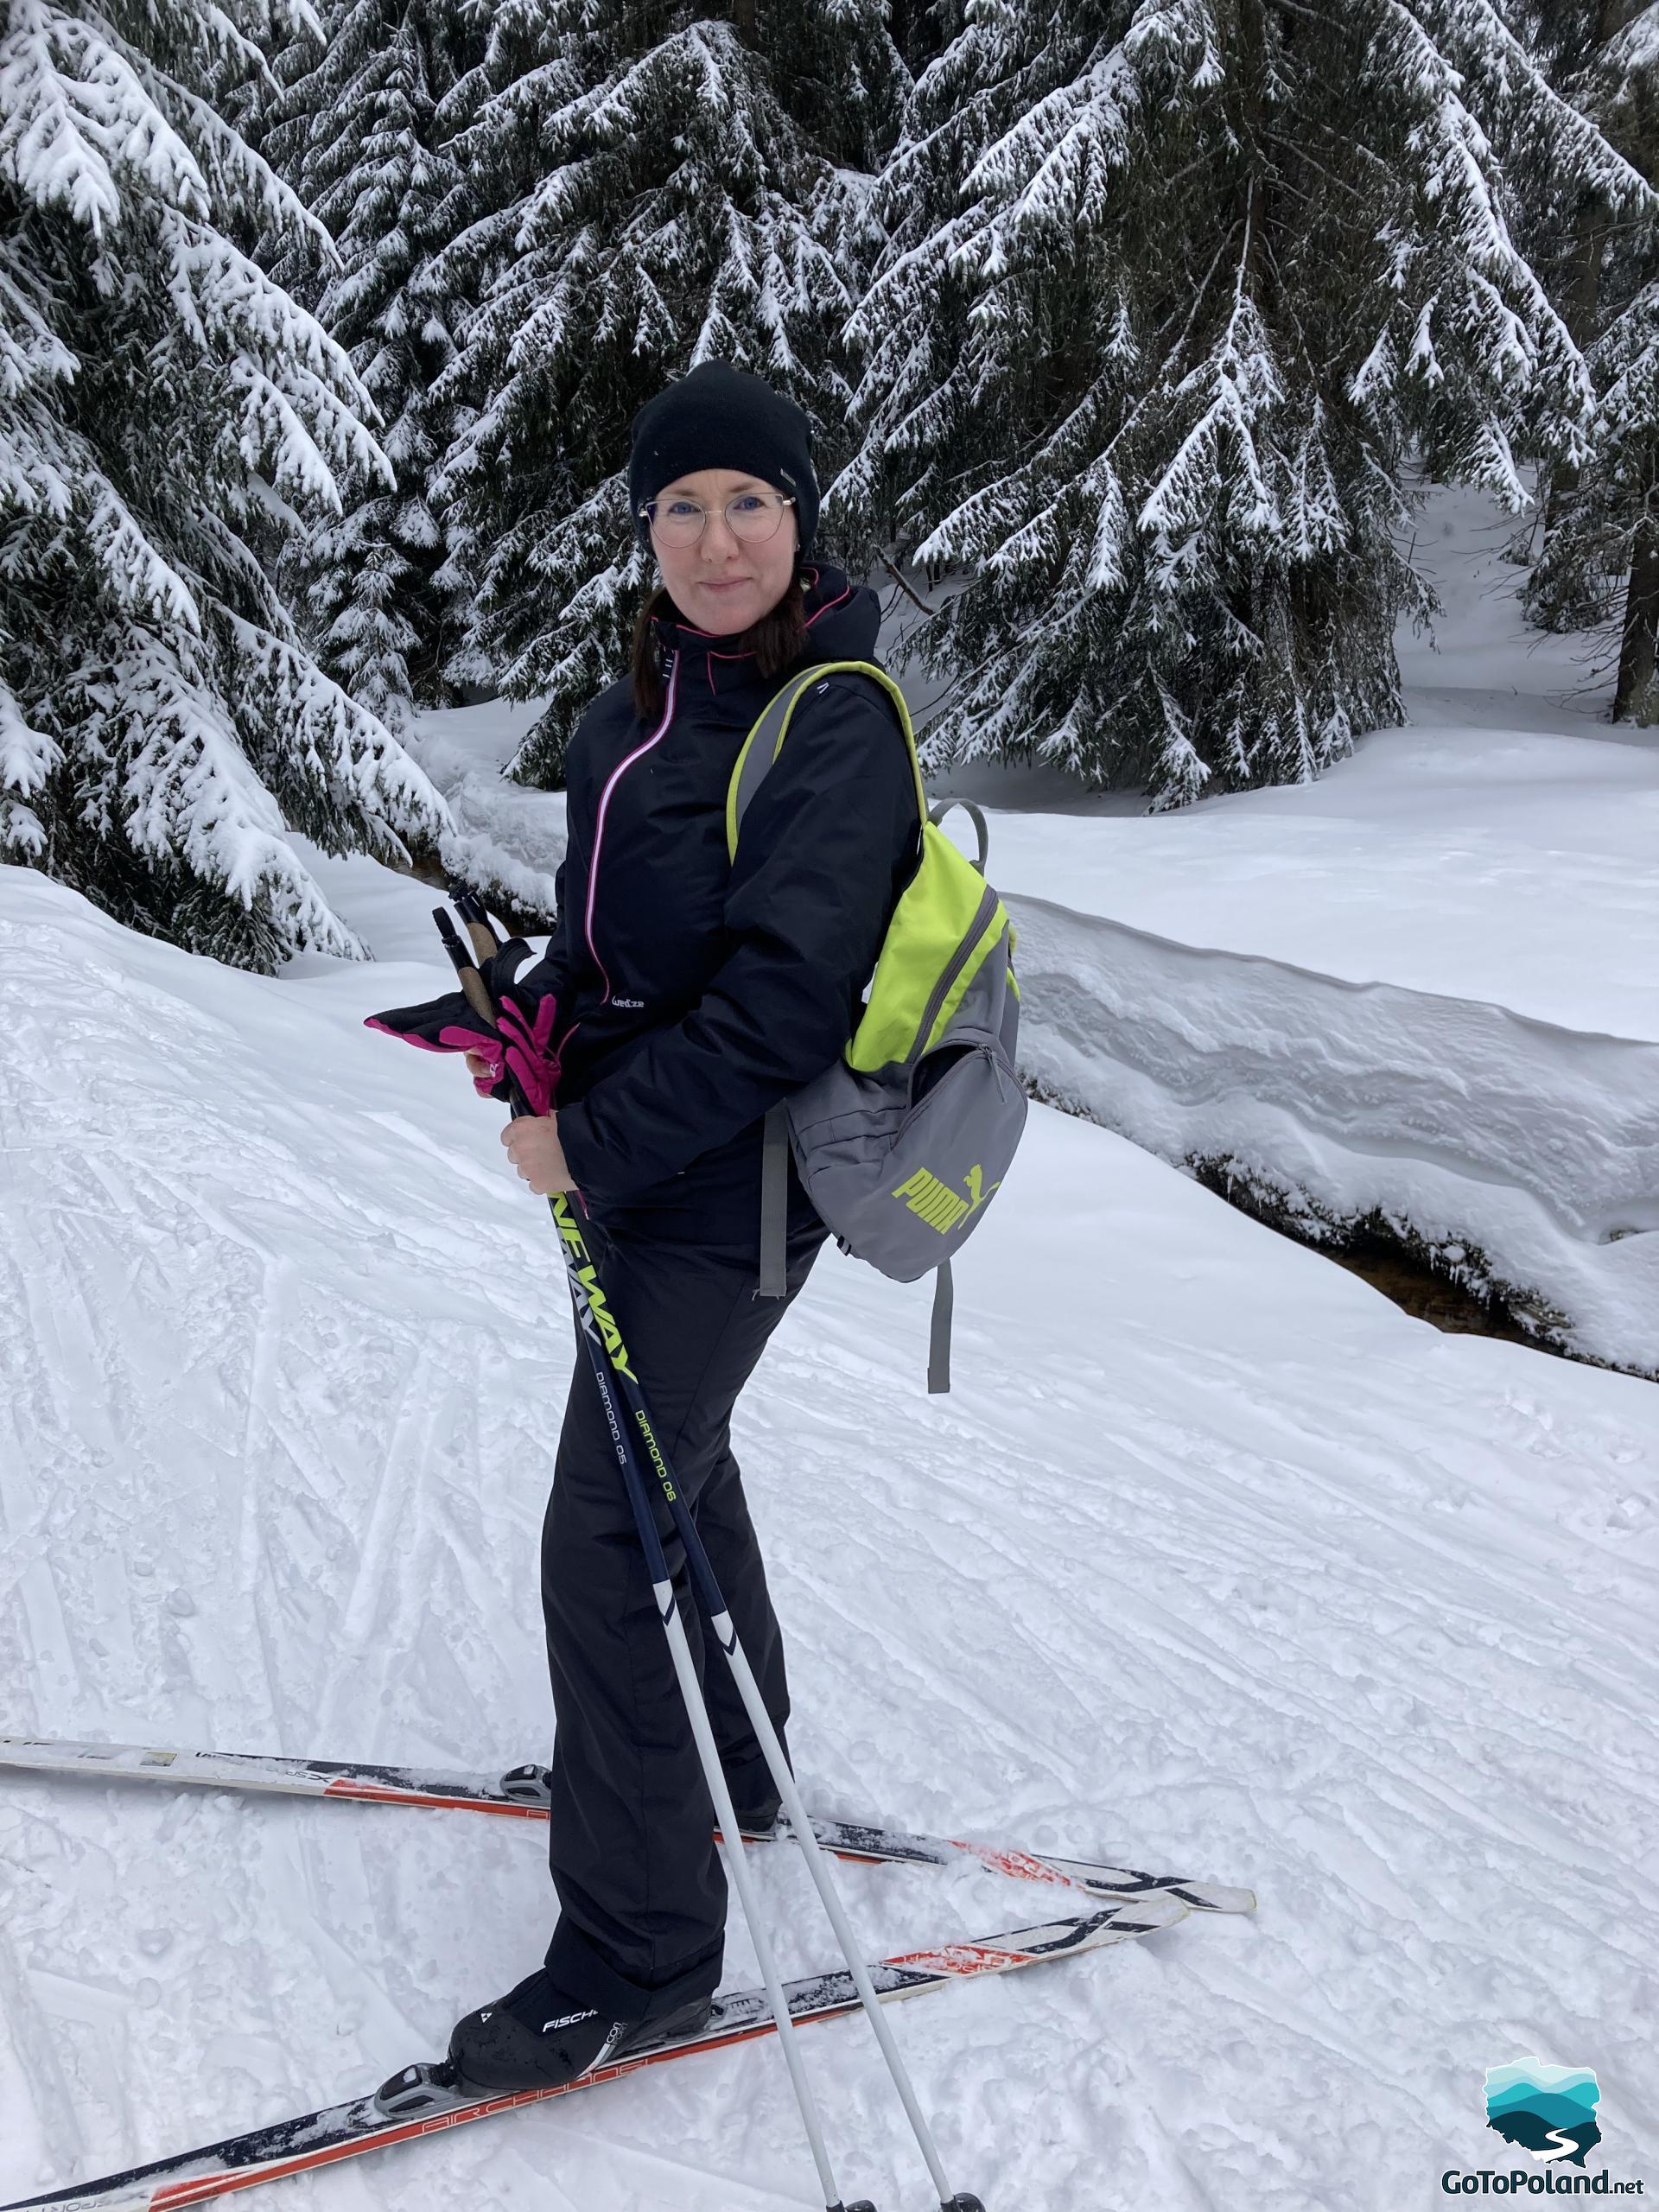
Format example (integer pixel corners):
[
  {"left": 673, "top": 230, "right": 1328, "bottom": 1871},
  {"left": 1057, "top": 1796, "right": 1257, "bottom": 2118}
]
[{"left": 365, "top": 944, "right": 564, "bottom": 1117}]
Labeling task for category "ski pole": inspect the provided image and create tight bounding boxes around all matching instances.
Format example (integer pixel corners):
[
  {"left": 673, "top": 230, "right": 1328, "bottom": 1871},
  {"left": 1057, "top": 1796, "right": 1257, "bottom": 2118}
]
[
  {"left": 433, "top": 906, "right": 873, "bottom": 2212},
  {"left": 442, "top": 891, "right": 986, "bottom": 2212}
]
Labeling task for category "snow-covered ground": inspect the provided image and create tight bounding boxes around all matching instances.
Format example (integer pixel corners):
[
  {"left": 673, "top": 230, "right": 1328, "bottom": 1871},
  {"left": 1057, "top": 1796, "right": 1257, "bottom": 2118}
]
[{"left": 3, "top": 857, "right": 1658, "bottom": 2209}]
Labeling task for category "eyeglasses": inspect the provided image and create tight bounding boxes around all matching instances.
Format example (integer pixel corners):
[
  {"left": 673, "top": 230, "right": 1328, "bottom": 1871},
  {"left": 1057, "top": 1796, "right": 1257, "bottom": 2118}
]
[{"left": 640, "top": 490, "right": 797, "bottom": 548}]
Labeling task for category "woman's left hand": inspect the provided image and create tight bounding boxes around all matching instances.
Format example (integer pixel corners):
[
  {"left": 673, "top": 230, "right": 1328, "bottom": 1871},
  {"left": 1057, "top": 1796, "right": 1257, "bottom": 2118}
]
[{"left": 502, "top": 1115, "right": 576, "bottom": 1196}]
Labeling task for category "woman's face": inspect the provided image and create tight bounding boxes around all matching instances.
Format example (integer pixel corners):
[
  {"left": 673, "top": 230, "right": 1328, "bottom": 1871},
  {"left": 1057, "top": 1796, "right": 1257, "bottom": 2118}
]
[{"left": 648, "top": 466, "right": 801, "bottom": 636}]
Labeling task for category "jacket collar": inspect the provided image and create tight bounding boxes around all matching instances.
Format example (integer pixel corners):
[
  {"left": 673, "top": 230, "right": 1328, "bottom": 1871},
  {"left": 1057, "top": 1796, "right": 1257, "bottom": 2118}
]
[{"left": 648, "top": 563, "right": 881, "bottom": 714}]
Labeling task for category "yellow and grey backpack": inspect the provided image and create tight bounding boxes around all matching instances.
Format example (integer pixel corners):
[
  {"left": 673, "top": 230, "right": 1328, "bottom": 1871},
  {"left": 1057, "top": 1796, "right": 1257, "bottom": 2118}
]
[{"left": 728, "top": 658, "right": 1027, "bottom": 1393}]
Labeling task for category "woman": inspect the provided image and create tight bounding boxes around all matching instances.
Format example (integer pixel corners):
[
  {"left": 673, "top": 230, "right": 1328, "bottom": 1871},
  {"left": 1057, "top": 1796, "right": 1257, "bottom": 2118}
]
[{"left": 447, "top": 361, "right": 919, "bottom": 2092}]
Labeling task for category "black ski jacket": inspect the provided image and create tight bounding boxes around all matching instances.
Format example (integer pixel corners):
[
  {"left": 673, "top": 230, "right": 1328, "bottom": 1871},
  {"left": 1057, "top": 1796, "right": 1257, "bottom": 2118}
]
[{"left": 543, "top": 563, "right": 920, "bottom": 1249}]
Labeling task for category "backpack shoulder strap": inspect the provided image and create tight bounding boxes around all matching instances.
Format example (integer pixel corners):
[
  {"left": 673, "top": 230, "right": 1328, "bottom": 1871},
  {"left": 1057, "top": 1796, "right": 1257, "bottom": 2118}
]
[{"left": 725, "top": 658, "right": 925, "bottom": 862}]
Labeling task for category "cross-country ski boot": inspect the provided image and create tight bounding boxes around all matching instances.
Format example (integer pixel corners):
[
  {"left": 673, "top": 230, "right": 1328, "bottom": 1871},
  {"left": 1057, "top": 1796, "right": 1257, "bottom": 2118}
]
[{"left": 446, "top": 1967, "right": 713, "bottom": 2094}]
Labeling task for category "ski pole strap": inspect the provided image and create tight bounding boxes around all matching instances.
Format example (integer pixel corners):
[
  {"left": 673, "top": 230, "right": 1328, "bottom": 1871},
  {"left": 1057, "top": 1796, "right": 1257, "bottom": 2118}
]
[
  {"left": 758, "top": 1102, "right": 790, "bottom": 1298},
  {"left": 928, "top": 1262, "right": 953, "bottom": 1395}
]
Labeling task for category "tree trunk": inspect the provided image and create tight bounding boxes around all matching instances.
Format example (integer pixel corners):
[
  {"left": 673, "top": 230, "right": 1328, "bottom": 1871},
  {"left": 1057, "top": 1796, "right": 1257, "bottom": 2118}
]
[{"left": 1613, "top": 469, "right": 1659, "bottom": 723}]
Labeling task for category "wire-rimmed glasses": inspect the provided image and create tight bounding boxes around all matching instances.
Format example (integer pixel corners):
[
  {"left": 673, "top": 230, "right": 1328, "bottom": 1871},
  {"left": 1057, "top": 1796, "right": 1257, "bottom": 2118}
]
[{"left": 640, "top": 490, "right": 797, "bottom": 547}]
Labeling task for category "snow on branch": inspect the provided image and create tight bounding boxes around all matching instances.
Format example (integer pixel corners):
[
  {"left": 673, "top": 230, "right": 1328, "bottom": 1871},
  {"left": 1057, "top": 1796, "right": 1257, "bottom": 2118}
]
[
  {"left": 0, "top": 683, "right": 60, "bottom": 811},
  {"left": 1599, "top": 3, "right": 1659, "bottom": 85},
  {"left": 965, "top": 42, "right": 1138, "bottom": 236},
  {"left": 221, "top": 609, "right": 453, "bottom": 859},
  {"left": 1418, "top": 0, "right": 1656, "bottom": 214},
  {"left": 0, "top": 0, "right": 209, "bottom": 230},
  {"left": 112, "top": 626, "right": 367, "bottom": 956},
  {"left": 81, "top": 474, "right": 205, "bottom": 628},
  {"left": 89, "top": 0, "right": 336, "bottom": 261},
  {"left": 1140, "top": 283, "right": 1284, "bottom": 544},
  {"left": 0, "top": 248, "right": 76, "bottom": 403}
]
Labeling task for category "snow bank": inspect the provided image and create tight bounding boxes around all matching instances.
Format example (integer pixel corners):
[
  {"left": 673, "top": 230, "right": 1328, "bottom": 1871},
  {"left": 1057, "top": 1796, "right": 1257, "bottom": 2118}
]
[
  {"left": 1007, "top": 891, "right": 1659, "bottom": 1377},
  {"left": 401, "top": 697, "right": 567, "bottom": 924}
]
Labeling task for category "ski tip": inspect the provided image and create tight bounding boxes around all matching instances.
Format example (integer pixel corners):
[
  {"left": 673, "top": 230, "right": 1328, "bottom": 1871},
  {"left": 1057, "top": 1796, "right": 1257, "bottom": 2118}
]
[{"left": 1171, "top": 1881, "right": 1257, "bottom": 1916}]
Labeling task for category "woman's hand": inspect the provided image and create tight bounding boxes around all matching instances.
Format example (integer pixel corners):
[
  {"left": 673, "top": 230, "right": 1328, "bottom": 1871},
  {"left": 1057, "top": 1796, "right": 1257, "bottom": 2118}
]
[
  {"left": 501, "top": 1113, "right": 576, "bottom": 1197},
  {"left": 461, "top": 1051, "right": 574, "bottom": 1193}
]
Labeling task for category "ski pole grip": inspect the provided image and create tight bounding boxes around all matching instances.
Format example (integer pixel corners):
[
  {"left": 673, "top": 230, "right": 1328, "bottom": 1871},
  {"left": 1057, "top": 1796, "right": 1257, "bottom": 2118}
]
[
  {"left": 447, "top": 878, "right": 502, "bottom": 966},
  {"left": 433, "top": 905, "right": 541, "bottom": 1134},
  {"left": 460, "top": 916, "right": 497, "bottom": 965},
  {"left": 432, "top": 906, "right": 497, "bottom": 1027}
]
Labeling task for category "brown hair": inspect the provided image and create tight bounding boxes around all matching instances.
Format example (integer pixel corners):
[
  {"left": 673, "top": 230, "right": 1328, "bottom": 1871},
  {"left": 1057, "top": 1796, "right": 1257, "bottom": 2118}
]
[{"left": 629, "top": 565, "right": 811, "bottom": 724}]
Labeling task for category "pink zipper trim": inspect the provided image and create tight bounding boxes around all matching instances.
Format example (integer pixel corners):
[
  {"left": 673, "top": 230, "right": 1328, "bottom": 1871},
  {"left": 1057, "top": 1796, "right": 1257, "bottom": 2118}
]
[
  {"left": 582, "top": 650, "right": 679, "bottom": 1007},
  {"left": 802, "top": 573, "right": 852, "bottom": 627}
]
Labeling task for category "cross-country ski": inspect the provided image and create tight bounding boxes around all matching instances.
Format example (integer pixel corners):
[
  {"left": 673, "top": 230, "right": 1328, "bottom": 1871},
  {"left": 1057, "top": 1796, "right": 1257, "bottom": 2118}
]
[
  {"left": 0, "top": 1737, "right": 1255, "bottom": 1916},
  {"left": 0, "top": 1904, "right": 1183, "bottom": 2212}
]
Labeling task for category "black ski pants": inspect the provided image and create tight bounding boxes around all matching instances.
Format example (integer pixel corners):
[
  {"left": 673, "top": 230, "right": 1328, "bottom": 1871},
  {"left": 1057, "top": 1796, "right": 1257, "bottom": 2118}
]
[{"left": 540, "top": 1198, "right": 829, "bottom": 2023}]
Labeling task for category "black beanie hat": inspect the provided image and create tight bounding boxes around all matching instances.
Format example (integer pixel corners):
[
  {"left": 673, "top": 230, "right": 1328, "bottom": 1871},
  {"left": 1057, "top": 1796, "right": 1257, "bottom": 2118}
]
[{"left": 628, "top": 360, "right": 819, "bottom": 560}]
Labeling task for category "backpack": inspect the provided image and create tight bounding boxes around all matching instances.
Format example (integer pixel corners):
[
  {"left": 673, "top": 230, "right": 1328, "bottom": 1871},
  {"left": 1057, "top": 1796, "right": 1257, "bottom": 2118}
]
[{"left": 728, "top": 658, "right": 1027, "bottom": 1393}]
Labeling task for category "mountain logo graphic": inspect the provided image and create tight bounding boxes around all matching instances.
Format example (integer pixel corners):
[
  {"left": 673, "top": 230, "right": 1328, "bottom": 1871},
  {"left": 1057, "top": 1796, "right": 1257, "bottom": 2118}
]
[{"left": 1484, "top": 2062, "right": 1602, "bottom": 2168}]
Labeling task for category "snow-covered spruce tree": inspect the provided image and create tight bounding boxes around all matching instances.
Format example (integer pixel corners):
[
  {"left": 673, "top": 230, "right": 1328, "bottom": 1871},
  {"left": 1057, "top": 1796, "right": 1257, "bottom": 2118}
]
[
  {"left": 427, "top": 0, "right": 905, "bottom": 784},
  {"left": 0, "top": 0, "right": 448, "bottom": 968},
  {"left": 1516, "top": 4, "right": 1659, "bottom": 721},
  {"left": 245, "top": 0, "right": 483, "bottom": 732},
  {"left": 835, "top": 0, "right": 1626, "bottom": 806}
]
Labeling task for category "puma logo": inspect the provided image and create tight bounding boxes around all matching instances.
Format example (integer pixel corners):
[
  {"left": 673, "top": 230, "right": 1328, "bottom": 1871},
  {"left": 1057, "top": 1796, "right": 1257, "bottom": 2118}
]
[{"left": 892, "top": 1163, "right": 1001, "bottom": 1235}]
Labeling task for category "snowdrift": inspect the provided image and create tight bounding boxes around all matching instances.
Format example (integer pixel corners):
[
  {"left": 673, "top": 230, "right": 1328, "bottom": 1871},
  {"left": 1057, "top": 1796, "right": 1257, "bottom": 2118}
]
[{"left": 1007, "top": 891, "right": 1659, "bottom": 1376}]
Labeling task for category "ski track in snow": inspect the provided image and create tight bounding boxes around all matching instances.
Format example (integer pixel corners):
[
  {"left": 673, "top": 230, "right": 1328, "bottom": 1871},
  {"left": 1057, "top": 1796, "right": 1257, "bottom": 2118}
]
[{"left": 3, "top": 866, "right": 1658, "bottom": 2209}]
